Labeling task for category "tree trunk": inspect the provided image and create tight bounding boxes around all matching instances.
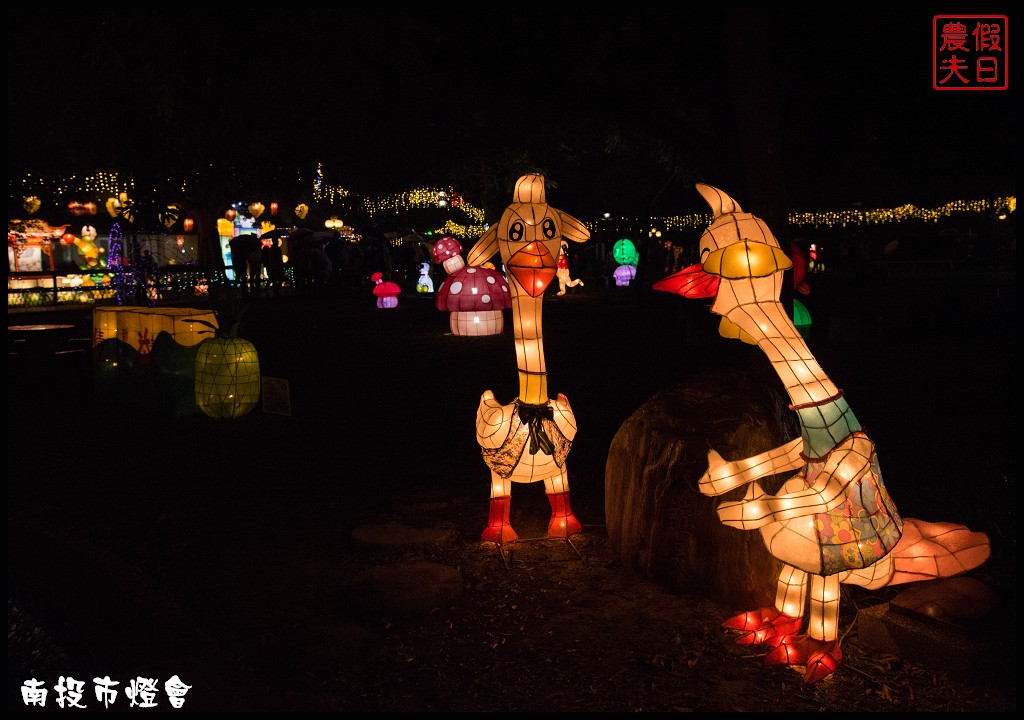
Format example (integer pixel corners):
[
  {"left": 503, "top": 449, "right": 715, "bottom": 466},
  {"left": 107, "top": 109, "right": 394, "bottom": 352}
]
[{"left": 605, "top": 363, "right": 800, "bottom": 610}]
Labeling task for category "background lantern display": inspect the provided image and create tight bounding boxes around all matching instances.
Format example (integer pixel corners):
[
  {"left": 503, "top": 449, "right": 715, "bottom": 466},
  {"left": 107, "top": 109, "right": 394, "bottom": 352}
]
[
  {"left": 612, "top": 264, "right": 636, "bottom": 287},
  {"left": 612, "top": 238, "right": 639, "bottom": 266},
  {"left": 160, "top": 205, "right": 181, "bottom": 228},
  {"left": 612, "top": 238, "right": 639, "bottom": 286},
  {"left": 652, "top": 183, "right": 991, "bottom": 685},
  {"left": 416, "top": 262, "right": 434, "bottom": 293},
  {"left": 555, "top": 242, "right": 584, "bottom": 295},
  {"left": 789, "top": 241, "right": 813, "bottom": 335},
  {"left": 371, "top": 272, "right": 401, "bottom": 309},
  {"left": 431, "top": 236, "right": 465, "bottom": 274}
]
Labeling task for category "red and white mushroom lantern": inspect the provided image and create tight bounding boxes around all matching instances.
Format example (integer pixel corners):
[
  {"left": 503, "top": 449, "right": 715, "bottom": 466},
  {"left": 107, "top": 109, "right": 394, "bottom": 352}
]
[
  {"left": 371, "top": 271, "right": 401, "bottom": 309},
  {"left": 436, "top": 266, "right": 511, "bottom": 336},
  {"left": 431, "top": 236, "right": 465, "bottom": 275}
]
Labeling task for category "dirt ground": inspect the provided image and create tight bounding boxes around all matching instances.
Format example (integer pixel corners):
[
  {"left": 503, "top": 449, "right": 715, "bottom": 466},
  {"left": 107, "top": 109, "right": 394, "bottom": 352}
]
[{"left": 8, "top": 272, "right": 1016, "bottom": 712}]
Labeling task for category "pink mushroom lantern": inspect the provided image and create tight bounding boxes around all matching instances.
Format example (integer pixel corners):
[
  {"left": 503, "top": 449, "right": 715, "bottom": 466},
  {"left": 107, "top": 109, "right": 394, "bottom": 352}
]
[
  {"left": 371, "top": 271, "right": 401, "bottom": 309},
  {"left": 436, "top": 266, "right": 512, "bottom": 336},
  {"left": 432, "top": 235, "right": 465, "bottom": 275}
]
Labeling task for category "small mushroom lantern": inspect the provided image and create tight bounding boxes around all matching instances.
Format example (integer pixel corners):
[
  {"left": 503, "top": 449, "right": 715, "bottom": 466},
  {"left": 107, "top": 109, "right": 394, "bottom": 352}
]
[
  {"left": 436, "top": 266, "right": 511, "bottom": 336},
  {"left": 432, "top": 236, "right": 465, "bottom": 275},
  {"left": 371, "top": 271, "right": 401, "bottom": 309}
]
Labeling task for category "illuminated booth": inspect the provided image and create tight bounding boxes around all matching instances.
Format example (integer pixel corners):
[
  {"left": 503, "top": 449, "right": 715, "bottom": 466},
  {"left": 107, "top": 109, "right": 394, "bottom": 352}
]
[{"left": 652, "top": 184, "right": 991, "bottom": 684}]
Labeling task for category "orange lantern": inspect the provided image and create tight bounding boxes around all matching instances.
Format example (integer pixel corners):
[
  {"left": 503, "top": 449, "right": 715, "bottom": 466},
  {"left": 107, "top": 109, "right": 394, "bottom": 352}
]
[
  {"left": 225, "top": 208, "right": 237, "bottom": 221},
  {"left": 183, "top": 218, "right": 195, "bottom": 233},
  {"left": 295, "top": 203, "right": 309, "bottom": 220},
  {"left": 249, "top": 202, "right": 264, "bottom": 219},
  {"left": 270, "top": 202, "right": 279, "bottom": 216}
]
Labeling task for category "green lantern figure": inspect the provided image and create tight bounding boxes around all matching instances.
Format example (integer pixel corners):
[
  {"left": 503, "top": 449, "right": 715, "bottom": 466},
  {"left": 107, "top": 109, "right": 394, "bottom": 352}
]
[{"left": 612, "top": 238, "right": 639, "bottom": 266}]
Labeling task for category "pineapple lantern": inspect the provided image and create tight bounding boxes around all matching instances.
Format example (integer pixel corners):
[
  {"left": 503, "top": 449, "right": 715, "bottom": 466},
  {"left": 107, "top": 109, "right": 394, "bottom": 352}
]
[{"left": 188, "top": 305, "right": 261, "bottom": 419}]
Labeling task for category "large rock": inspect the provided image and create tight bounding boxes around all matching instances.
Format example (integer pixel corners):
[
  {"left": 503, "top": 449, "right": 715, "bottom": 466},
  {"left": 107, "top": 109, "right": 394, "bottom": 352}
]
[{"left": 605, "top": 364, "right": 800, "bottom": 610}]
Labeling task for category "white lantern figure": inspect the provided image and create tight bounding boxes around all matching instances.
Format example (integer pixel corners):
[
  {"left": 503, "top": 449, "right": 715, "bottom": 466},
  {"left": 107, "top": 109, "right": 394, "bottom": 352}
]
[
  {"left": 464, "top": 174, "right": 591, "bottom": 544},
  {"left": 653, "top": 184, "right": 991, "bottom": 684},
  {"left": 416, "top": 262, "right": 434, "bottom": 294}
]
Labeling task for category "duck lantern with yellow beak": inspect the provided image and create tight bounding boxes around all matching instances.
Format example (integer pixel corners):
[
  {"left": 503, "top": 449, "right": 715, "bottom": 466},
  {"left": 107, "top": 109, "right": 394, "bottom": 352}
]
[
  {"left": 653, "top": 183, "right": 991, "bottom": 684},
  {"left": 465, "top": 174, "right": 590, "bottom": 544}
]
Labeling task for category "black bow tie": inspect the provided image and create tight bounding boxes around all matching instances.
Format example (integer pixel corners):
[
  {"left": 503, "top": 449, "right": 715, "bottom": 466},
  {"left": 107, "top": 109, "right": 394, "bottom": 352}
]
[{"left": 518, "top": 403, "right": 556, "bottom": 456}]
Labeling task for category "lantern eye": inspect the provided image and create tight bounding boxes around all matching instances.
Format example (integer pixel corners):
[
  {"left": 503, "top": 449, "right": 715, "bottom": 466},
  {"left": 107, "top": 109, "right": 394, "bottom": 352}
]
[
  {"left": 543, "top": 218, "right": 557, "bottom": 239},
  {"left": 509, "top": 221, "right": 524, "bottom": 243}
]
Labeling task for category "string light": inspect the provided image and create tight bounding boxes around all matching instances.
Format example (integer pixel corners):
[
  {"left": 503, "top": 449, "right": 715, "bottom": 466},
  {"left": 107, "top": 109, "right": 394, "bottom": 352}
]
[{"left": 9, "top": 170, "right": 1014, "bottom": 239}]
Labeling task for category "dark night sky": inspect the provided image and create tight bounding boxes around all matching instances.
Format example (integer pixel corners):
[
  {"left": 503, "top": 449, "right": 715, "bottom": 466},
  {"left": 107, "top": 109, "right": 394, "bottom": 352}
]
[{"left": 7, "top": 7, "right": 1016, "bottom": 217}]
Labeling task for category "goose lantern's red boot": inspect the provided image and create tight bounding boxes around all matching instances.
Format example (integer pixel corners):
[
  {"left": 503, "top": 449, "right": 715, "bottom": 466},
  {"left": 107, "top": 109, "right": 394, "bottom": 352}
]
[
  {"left": 546, "top": 492, "right": 582, "bottom": 538},
  {"left": 482, "top": 496, "right": 517, "bottom": 543}
]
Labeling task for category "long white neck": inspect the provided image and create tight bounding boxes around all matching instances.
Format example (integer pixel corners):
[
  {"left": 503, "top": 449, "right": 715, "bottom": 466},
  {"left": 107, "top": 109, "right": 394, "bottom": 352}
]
[{"left": 725, "top": 300, "right": 839, "bottom": 407}]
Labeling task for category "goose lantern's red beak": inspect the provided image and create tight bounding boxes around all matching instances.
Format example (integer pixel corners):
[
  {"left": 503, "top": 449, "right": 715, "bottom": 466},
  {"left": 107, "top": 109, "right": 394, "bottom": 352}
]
[{"left": 652, "top": 263, "right": 720, "bottom": 299}]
